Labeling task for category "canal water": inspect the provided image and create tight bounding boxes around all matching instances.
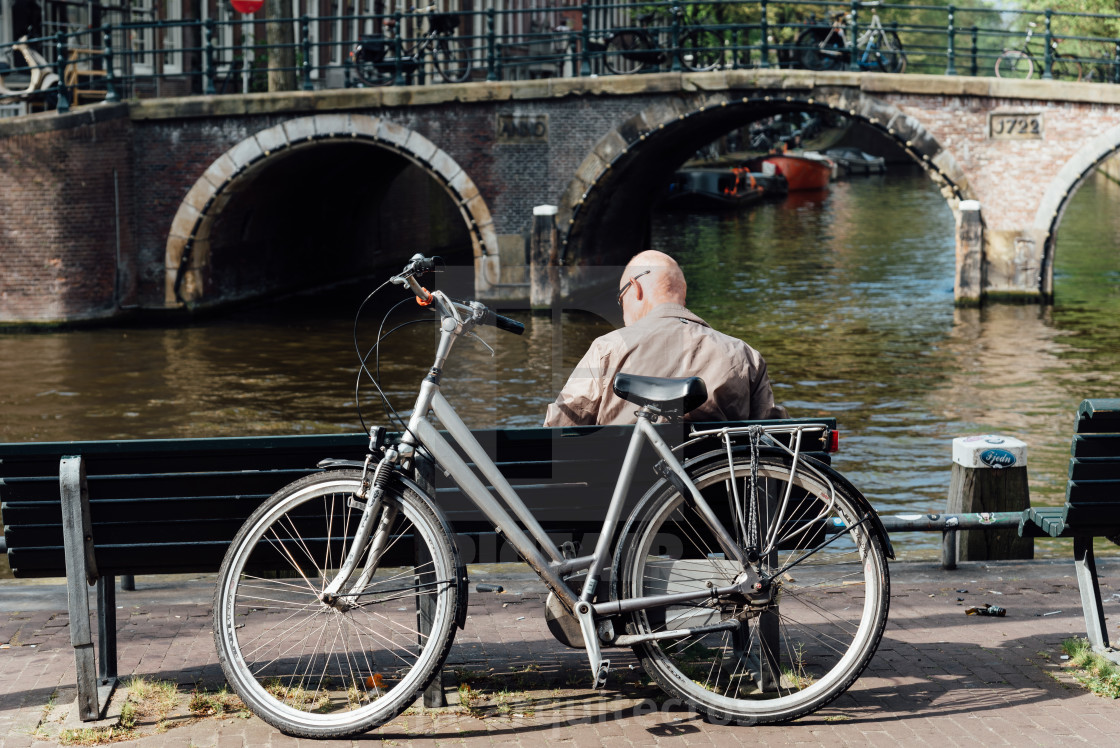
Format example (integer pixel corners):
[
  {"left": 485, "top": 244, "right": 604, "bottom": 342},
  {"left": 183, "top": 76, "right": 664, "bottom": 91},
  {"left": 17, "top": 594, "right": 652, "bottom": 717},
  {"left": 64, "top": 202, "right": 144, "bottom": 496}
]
[{"left": 2, "top": 166, "right": 1120, "bottom": 571}]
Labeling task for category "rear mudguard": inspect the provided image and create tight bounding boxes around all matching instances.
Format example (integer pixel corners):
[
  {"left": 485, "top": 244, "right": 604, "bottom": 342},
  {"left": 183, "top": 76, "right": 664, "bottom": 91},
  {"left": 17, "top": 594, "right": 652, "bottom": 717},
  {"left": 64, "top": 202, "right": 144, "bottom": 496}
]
[{"left": 610, "top": 446, "right": 894, "bottom": 601}]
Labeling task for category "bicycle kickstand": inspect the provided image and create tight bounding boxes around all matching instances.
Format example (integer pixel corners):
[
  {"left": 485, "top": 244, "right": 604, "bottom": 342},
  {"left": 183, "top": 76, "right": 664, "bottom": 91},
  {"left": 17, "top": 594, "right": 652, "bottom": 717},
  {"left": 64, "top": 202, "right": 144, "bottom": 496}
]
[{"left": 574, "top": 600, "right": 611, "bottom": 688}]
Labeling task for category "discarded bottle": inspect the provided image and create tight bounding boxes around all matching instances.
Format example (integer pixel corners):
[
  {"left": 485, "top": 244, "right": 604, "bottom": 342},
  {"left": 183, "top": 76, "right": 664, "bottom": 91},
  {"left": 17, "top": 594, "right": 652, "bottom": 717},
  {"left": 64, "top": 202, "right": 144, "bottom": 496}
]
[{"left": 966, "top": 603, "right": 1006, "bottom": 617}]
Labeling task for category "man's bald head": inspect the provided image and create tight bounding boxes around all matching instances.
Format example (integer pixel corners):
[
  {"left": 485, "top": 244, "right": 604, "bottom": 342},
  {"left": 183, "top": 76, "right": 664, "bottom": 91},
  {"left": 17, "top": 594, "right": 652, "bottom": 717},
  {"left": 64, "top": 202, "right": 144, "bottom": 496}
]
[{"left": 619, "top": 251, "right": 687, "bottom": 325}]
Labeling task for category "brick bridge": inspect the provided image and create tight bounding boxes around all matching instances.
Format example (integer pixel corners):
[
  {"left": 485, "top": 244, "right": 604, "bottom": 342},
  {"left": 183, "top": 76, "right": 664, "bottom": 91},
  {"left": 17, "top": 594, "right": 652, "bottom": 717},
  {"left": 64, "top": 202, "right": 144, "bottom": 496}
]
[{"left": 2, "top": 69, "right": 1118, "bottom": 323}]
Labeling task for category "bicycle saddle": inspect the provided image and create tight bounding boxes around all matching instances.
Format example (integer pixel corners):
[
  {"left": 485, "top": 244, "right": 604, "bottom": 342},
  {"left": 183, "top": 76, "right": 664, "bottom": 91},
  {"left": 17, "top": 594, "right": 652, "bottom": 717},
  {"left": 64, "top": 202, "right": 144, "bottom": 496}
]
[{"left": 613, "top": 373, "right": 707, "bottom": 415}]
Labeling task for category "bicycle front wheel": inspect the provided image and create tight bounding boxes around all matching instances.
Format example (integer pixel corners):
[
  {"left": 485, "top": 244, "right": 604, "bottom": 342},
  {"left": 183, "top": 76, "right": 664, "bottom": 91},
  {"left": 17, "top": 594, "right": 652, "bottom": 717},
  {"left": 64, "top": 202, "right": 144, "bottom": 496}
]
[
  {"left": 679, "top": 28, "right": 724, "bottom": 72},
  {"left": 605, "top": 31, "right": 654, "bottom": 75},
  {"left": 995, "top": 50, "right": 1033, "bottom": 79},
  {"left": 1050, "top": 53, "right": 1082, "bottom": 81},
  {"left": 617, "top": 453, "right": 890, "bottom": 724},
  {"left": 875, "top": 31, "right": 906, "bottom": 74},
  {"left": 434, "top": 36, "right": 472, "bottom": 83},
  {"left": 214, "top": 470, "right": 462, "bottom": 738},
  {"left": 798, "top": 30, "right": 845, "bottom": 71}
]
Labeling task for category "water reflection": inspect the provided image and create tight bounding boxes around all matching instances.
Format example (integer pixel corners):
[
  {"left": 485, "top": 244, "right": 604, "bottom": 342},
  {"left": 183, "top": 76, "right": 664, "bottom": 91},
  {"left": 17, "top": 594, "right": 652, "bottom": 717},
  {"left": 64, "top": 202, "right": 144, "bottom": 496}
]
[{"left": 2, "top": 168, "right": 1119, "bottom": 561}]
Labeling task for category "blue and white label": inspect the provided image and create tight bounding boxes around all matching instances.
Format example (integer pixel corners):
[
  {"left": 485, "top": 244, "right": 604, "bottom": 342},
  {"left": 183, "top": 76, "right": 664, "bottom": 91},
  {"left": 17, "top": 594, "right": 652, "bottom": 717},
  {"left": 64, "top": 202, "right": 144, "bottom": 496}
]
[
  {"left": 952, "top": 435, "right": 1028, "bottom": 468},
  {"left": 979, "top": 448, "right": 1017, "bottom": 468}
]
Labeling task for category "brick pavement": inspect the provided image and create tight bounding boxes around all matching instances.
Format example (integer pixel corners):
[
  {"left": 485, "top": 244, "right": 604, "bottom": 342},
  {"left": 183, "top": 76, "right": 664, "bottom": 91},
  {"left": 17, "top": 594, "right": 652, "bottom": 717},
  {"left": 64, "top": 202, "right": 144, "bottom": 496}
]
[{"left": 1, "top": 558, "right": 1117, "bottom": 747}]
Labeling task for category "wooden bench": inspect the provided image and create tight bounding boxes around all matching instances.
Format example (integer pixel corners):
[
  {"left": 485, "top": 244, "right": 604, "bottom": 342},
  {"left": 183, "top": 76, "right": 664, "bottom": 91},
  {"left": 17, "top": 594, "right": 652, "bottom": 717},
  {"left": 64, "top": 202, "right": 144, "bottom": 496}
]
[
  {"left": 1019, "top": 398, "right": 1120, "bottom": 660},
  {"left": 0, "top": 417, "right": 835, "bottom": 720}
]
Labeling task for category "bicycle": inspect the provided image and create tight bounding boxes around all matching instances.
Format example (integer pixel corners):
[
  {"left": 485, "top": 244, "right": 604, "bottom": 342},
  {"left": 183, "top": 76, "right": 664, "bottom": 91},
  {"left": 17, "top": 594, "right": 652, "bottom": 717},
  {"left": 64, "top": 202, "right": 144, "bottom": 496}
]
[
  {"left": 351, "top": 5, "right": 471, "bottom": 86},
  {"left": 994, "top": 22, "right": 1081, "bottom": 81},
  {"left": 797, "top": 3, "right": 905, "bottom": 74},
  {"left": 212, "top": 254, "right": 893, "bottom": 738},
  {"left": 603, "top": 9, "right": 725, "bottom": 74}
]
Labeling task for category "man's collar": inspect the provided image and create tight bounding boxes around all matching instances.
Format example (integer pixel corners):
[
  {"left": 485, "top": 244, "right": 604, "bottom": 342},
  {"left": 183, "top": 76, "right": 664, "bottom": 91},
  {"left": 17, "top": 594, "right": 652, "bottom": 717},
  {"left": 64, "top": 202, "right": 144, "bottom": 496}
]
[{"left": 639, "top": 303, "right": 710, "bottom": 327}]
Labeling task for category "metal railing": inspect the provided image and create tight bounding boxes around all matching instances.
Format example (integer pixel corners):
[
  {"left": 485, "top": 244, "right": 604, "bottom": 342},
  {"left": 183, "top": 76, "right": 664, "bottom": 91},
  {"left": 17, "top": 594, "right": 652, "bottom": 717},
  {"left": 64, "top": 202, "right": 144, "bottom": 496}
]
[{"left": 3, "top": 1, "right": 1120, "bottom": 114}]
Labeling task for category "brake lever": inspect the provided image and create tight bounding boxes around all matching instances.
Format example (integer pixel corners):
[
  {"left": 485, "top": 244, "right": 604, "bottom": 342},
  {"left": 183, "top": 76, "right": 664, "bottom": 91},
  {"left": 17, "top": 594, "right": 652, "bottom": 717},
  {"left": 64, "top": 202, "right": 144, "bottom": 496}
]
[{"left": 465, "top": 330, "right": 495, "bottom": 357}]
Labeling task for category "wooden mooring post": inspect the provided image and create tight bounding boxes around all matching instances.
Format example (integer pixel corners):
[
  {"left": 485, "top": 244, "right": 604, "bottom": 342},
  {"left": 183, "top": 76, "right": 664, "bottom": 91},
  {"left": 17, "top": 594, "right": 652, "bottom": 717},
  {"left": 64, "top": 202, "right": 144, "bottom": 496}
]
[
  {"left": 529, "top": 205, "right": 559, "bottom": 309},
  {"left": 944, "top": 435, "right": 1033, "bottom": 566}
]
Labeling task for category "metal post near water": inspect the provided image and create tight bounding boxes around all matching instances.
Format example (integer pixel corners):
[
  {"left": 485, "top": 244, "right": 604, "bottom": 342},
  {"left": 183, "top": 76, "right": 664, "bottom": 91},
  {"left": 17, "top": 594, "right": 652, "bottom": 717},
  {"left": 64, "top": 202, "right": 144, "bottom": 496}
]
[
  {"left": 945, "top": 435, "right": 1033, "bottom": 563},
  {"left": 530, "top": 205, "right": 559, "bottom": 310}
]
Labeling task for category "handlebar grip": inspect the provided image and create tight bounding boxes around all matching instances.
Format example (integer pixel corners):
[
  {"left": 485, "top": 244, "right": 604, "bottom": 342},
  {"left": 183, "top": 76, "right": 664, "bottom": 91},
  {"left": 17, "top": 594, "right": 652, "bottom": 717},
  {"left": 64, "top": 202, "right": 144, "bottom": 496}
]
[{"left": 484, "top": 310, "right": 525, "bottom": 336}]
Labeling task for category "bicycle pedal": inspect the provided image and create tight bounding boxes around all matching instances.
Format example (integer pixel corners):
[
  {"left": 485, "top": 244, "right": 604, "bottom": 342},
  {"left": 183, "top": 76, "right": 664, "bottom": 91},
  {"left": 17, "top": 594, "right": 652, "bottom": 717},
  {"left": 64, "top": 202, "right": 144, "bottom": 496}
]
[{"left": 593, "top": 659, "right": 611, "bottom": 689}]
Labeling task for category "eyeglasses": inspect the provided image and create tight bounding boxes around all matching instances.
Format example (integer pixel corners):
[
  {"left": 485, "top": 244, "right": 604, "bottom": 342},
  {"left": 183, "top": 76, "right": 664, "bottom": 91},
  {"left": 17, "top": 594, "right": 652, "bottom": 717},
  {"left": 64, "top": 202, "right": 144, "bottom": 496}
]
[{"left": 617, "top": 270, "right": 650, "bottom": 308}]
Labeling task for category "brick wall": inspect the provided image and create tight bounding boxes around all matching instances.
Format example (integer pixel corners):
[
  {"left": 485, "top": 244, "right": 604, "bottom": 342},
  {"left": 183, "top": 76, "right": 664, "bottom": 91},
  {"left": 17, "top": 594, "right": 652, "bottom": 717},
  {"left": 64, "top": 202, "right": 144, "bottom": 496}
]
[{"left": 0, "top": 107, "right": 133, "bottom": 324}]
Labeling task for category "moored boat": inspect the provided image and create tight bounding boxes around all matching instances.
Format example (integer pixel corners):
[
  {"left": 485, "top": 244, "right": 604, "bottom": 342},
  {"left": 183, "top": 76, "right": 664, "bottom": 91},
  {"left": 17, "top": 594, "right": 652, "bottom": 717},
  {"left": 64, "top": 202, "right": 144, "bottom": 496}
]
[
  {"left": 824, "top": 147, "right": 887, "bottom": 176},
  {"left": 743, "top": 152, "right": 833, "bottom": 191},
  {"left": 662, "top": 167, "right": 769, "bottom": 210}
]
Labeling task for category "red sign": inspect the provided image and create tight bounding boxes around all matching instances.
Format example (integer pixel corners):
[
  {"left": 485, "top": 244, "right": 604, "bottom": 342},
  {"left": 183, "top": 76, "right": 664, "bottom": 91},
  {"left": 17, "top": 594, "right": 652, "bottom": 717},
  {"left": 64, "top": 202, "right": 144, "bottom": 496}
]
[{"left": 231, "top": 0, "right": 264, "bottom": 13}]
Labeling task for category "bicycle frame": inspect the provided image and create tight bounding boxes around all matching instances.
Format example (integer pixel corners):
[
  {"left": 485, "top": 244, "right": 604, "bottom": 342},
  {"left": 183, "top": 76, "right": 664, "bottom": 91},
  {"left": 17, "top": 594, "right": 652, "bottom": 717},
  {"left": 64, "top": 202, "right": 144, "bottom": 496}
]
[{"left": 338, "top": 275, "right": 839, "bottom": 682}]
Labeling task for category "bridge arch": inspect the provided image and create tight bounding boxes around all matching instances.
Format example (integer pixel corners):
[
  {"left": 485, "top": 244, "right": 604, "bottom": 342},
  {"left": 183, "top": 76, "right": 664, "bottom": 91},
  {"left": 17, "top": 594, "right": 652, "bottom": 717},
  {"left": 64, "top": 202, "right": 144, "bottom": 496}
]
[
  {"left": 165, "top": 114, "right": 497, "bottom": 307},
  {"left": 1036, "top": 121, "right": 1120, "bottom": 298},
  {"left": 558, "top": 89, "right": 970, "bottom": 269}
]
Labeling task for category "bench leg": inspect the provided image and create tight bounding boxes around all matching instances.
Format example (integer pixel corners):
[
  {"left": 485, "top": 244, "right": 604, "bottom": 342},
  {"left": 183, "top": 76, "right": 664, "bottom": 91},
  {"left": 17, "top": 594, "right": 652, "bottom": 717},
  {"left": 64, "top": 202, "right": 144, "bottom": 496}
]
[
  {"left": 1073, "top": 536, "right": 1111, "bottom": 653},
  {"left": 61, "top": 456, "right": 111, "bottom": 721},
  {"left": 97, "top": 576, "right": 119, "bottom": 704}
]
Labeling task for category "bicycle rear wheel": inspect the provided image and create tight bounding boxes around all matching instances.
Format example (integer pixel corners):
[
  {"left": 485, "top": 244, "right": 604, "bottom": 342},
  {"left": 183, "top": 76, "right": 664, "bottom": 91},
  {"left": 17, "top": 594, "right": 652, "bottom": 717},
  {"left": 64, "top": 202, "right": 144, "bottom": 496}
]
[
  {"left": 679, "top": 28, "right": 724, "bottom": 72},
  {"left": 1050, "top": 53, "right": 1082, "bottom": 81},
  {"left": 604, "top": 30, "right": 654, "bottom": 75},
  {"left": 434, "top": 36, "right": 472, "bottom": 83},
  {"left": 214, "top": 470, "right": 462, "bottom": 738},
  {"left": 616, "top": 453, "right": 890, "bottom": 724},
  {"left": 995, "top": 50, "right": 1033, "bottom": 79}
]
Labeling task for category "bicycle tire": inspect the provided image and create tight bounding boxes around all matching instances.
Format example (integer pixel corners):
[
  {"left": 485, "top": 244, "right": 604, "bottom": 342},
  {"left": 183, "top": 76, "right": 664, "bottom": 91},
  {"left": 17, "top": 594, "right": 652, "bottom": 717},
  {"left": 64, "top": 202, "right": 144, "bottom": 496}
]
[
  {"left": 615, "top": 452, "right": 890, "bottom": 724},
  {"left": 352, "top": 58, "right": 394, "bottom": 86},
  {"left": 798, "top": 29, "right": 845, "bottom": 72},
  {"left": 434, "top": 36, "right": 472, "bottom": 83},
  {"left": 1050, "top": 53, "right": 1082, "bottom": 82},
  {"left": 604, "top": 30, "right": 654, "bottom": 75},
  {"left": 214, "top": 470, "right": 462, "bottom": 738},
  {"left": 679, "top": 28, "right": 724, "bottom": 72},
  {"left": 995, "top": 50, "right": 1033, "bottom": 79},
  {"left": 875, "top": 31, "right": 906, "bottom": 74}
]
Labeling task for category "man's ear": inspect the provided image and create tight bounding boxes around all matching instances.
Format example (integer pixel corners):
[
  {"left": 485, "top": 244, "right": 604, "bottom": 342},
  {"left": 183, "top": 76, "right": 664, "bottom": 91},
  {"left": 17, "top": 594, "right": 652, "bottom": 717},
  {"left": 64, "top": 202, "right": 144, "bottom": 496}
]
[{"left": 634, "top": 280, "right": 645, "bottom": 302}]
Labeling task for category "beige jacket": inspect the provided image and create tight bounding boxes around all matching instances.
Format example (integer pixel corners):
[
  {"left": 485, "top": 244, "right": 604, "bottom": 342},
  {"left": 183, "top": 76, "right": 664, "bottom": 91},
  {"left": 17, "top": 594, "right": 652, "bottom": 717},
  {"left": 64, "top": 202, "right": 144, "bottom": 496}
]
[{"left": 544, "top": 304, "right": 785, "bottom": 427}]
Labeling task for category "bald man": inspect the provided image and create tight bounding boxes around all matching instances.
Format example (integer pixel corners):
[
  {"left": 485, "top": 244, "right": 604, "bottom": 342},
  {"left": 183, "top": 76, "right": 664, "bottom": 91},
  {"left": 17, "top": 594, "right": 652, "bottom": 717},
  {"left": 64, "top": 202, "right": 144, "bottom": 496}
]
[{"left": 544, "top": 251, "right": 786, "bottom": 427}]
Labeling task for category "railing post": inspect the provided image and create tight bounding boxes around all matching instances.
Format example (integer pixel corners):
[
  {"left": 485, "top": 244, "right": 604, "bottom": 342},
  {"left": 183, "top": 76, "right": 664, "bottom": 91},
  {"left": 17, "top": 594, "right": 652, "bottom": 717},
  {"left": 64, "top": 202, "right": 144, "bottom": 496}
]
[
  {"left": 759, "top": 0, "right": 770, "bottom": 68},
  {"left": 847, "top": 0, "right": 859, "bottom": 72},
  {"left": 300, "top": 15, "right": 313, "bottom": 90},
  {"left": 487, "top": 7, "right": 498, "bottom": 81},
  {"left": 103, "top": 26, "right": 120, "bottom": 103},
  {"left": 1042, "top": 9, "right": 1054, "bottom": 80},
  {"left": 56, "top": 33, "right": 70, "bottom": 113},
  {"left": 580, "top": 2, "right": 592, "bottom": 77},
  {"left": 970, "top": 25, "right": 978, "bottom": 77},
  {"left": 392, "top": 11, "right": 406, "bottom": 86},
  {"left": 945, "top": 4, "right": 957, "bottom": 76},
  {"left": 204, "top": 18, "right": 217, "bottom": 95},
  {"left": 670, "top": 3, "right": 683, "bottom": 72},
  {"left": 1114, "top": 39, "right": 1120, "bottom": 84}
]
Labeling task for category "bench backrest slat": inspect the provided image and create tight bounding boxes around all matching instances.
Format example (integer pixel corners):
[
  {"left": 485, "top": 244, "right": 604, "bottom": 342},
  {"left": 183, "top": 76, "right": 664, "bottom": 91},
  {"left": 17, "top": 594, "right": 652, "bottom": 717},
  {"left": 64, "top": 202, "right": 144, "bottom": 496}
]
[{"left": 2, "top": 420, "right": 835, "bottom": 577}]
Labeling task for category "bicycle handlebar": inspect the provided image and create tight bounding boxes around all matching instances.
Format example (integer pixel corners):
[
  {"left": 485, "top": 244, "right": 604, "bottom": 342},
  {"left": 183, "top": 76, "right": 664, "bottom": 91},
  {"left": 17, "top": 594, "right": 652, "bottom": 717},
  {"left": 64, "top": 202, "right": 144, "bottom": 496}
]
[{"left": 391, "top": 254, "right": 525, "bottom": 336}]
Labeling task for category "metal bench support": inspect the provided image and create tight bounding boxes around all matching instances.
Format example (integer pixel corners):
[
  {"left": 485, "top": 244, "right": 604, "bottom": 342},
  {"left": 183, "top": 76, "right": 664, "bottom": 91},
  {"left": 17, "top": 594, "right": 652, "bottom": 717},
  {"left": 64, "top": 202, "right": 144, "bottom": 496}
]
[
  {"left": 1072, "top": 535, "right": 1110, "bottom": 654},
  {"left": 60, "top": 455, "right": 117, "bottom": 721}
]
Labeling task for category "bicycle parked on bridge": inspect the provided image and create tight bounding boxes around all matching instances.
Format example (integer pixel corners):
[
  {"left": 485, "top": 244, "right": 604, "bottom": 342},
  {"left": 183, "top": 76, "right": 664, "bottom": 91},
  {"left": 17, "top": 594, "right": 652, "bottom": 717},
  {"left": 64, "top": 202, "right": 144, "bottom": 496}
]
[
  {"left": 212, "top": 254, "right": 892, "bottom": 738},
  {"left": 797, "top": 3, "right": 905, "bottom": 74},
  {"left": 351, "top": 5, "right": 472, "bottom": 86},
  {"left": 994, "top": 22, "right": 1081, "bottom": 81},
  {"left": 603, "top": 7, "right": 725, "bottom": 74}
]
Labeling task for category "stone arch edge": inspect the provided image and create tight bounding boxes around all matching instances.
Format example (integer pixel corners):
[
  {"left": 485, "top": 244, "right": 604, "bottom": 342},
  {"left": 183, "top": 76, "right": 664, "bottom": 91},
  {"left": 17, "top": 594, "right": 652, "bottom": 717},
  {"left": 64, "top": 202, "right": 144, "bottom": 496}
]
[
  {"left": 1034, "top": 122, "right": 1120, "bottom": 297},
  {"left": 164, "top": 113, "right": 496, "bottom": 307}
]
